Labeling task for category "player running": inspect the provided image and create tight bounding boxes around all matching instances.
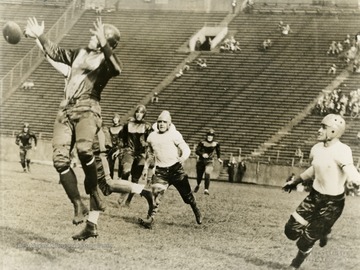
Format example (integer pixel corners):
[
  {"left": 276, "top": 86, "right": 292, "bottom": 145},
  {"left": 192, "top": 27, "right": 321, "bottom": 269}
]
[
  {"left": 282, "top": 114, "right": 360, "bottom": 269},
  {"left": 15, "top": 123, "right": 37, "bottom": 173},
  {"left": 138, "top": 110, "right": 202, "bottom": 229}
]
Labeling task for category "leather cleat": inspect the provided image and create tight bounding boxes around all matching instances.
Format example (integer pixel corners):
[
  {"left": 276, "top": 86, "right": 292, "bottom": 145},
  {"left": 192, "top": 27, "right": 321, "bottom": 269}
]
[
  {"left": 191, "top": 204, "right": 202, "bottom": 224},
  {"left": 139, "top": 216, "right": 154, "bottom": 229},
  {"left": 204, "top": 189, "right": 210, "bottom": 195},
  {"left": 290, "top": 249, "right": 311, "bottom": 269},
  {"left": 194, "top": 185, "right": 199, "bottom": 193},
  {"left": 72, "top": 200, "right": 89, "bottom": 225},
  {"left": 72, "top": 221, "right": 98, "bottom": 241},
  {"left": 319, "top": 234, "right": 329, "bottom": 247},
  {"left": 140, "top": 189, "right": 154, "bottom": 217}
]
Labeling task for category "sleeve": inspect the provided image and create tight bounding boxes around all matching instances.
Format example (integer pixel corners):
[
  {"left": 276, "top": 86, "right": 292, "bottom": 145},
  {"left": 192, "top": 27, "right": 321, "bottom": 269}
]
[
  {"left": 31, "top": 132, "right": 38, "bottom": 146},
  {"left": 195, "top": 142, "right": 204, "bottom": 156},
  {"left": 37, "top": 34, "right": 77, "bottom": 66},
  {"left": 174, "top": 131, "right": 191, "bottom": 162},
  {"left": 101, "top": 44, "right": 122, "bottom": 76},
  {"left": 215, "top": 142, "right": 221, "bottom": 158},
  {"left": 15, "top": 133, "right": 20, "bottom": 145}
]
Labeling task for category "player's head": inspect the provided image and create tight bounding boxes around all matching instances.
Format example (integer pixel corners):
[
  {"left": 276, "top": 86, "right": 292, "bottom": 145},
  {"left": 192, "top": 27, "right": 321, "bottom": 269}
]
[
  {"left": 103, "top": 24, "right": 120, "bottom": 49},
  {"left": 88, "top": 23, "right": 120, "bottom": 50},
  {"left": 112, "top": 113, "right": 120, "bottom": 126},
  {"left": 23, "top": 122, "right": 29, "bottom": 131},
  {"left": 134, "top": 105, "right": 146, "bottom": 122},
  {"left": 157, "top": 110, "right": 172, "bottom": 133},
  {"left": 318, "top": 114, "right": 345, "bottom": 142},
  {"left": 206, "top": 128, "right": 215, "bottom": 142}
]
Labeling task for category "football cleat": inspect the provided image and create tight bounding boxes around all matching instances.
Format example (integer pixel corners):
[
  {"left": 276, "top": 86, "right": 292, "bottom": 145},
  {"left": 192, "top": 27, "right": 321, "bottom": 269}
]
[
  {"left": 204, "top": 189, "right": 210, "bottom": 195},
  {"left": 194, "top": 186, "right": 200, "bottom": 193},
  {"left": 72, "top": 221, "right": 98, "bottom": 241},
  {"left": 139, "top": 216, "right": 154, "bottom": 229}
]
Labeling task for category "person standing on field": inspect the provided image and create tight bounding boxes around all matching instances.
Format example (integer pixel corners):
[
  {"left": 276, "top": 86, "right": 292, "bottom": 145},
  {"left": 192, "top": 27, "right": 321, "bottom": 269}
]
[{"left": 282, "top": 114, "right": 360, "bottom": 269}]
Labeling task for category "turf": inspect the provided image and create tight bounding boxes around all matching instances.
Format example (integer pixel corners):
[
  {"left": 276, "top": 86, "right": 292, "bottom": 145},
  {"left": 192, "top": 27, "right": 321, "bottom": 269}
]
[{"left": 1, "top": 161, "right": 359, "bottom": 270}]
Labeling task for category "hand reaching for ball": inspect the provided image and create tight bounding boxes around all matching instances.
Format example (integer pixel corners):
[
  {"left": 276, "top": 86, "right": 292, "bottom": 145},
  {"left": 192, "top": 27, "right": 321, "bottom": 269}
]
[{"left": 25, "top": 17, "right": 44, "bottom": 39}]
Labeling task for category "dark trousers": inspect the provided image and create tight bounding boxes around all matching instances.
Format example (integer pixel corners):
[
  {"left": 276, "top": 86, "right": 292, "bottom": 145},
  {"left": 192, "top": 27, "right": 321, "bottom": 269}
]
[{"left": 284, "top": 188, "right": 345, "bottom": 252}]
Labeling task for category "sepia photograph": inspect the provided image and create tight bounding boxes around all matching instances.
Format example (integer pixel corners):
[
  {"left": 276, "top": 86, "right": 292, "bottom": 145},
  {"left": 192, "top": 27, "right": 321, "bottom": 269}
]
[{"left": 1, "top": 0, "right": 360, "bottom": 269}]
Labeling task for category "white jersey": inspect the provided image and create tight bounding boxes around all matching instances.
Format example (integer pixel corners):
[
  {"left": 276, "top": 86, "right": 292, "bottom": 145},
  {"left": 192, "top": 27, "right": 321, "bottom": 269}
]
[
  {"left": 147, "top": 128, "right": 190, "bottom": 168},
  {"left": 300, "top": 140, "right": 360, "bottom": 195}
]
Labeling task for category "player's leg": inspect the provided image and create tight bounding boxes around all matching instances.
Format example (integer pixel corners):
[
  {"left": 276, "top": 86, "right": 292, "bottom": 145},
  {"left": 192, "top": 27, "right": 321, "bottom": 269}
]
[
  {"left": 139, "top": 170, "right": 168, "bottom": 229},
  {"left": 204, "top": 163, "right": 214, "bottom": 195},
  {"left": 285, "top": 191, "right": 322, "bottom": 269},
  {"left": 26, "top": 148, "right": 34, "bottom": 172},
  {"left": 75, "top": 112, "right": 103, "bottom": 211},
  {"left": 19, "top": 148, "right": 26, "bottom": 172},
  {"left": 117, "top": 151, "right": 133, "bottom": 204},
  {"left": 125, "top": 156, "right": 145, "bottom": 206},
  {"left": 52, "top": 117, "right": 88, "bottom": 225},
  {"left": 194, "top": 161, "right": 205, "bottom": 193}
]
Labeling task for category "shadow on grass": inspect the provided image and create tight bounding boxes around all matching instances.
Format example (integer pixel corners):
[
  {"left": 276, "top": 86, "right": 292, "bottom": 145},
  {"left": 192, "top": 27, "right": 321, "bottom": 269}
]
[{"left": 0, "top": 226, "right": 89, "bottom": 260}]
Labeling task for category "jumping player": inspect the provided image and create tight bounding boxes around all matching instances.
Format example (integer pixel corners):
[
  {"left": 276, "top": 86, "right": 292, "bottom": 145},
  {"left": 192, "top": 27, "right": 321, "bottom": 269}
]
[
  {"left": 282, "top": 114, "right": 360, "bottom": 269},
  {"left": 138, "top": 110, "right": 202, "bottom": 229},
  {"left": 114, "top": 105, "right": 152, "bottom": 206},
  {"left": 194, "top": 128, "right": 223, "bottom": 195},
  {"left": 15, "top": 123, "right": 37, "bottom": 172},
  {"left": 25, "top": 17, "right": 122, "bottom": 226}
]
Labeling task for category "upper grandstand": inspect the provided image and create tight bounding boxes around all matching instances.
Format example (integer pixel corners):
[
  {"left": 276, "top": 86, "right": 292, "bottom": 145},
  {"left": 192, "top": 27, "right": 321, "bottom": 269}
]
[{"left": 1, "top": 0, "right": 360, "bottom": 166}]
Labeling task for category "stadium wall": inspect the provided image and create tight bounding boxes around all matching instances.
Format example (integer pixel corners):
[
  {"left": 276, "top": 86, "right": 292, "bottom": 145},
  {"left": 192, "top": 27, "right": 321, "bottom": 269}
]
[
  {"left": 0, "top": 136, "right": 303, "bottom": 187},
  {"left": 101, "top": 0, "right": 359, "bottom": 11}
]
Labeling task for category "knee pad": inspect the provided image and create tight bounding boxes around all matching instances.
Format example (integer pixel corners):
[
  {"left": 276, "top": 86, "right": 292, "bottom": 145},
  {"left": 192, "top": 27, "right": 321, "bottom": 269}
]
[
  {"left": 76, "top": 141, "right": 94, "bottom": 163},
  {"left": 297, "top": 237, "right": 315, "bottom": 253}
]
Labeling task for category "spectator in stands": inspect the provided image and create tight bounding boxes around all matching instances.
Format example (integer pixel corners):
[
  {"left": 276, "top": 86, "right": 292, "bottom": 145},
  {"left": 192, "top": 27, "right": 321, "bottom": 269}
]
[
  {"left": 196, "top": 58, "right": 207, "bottom": 69},
  {"left": 262, "top": 39, "right": 272, "bottom": 51},
  {"left": 183, "top": 61, "right": 190, "bottom": 72},
  {"left": 278, "top": 21, "right": 284, "bottom": 32},
  {"left": 237, "top": 160, "right": 246, "bottom": 182},
  {"left": 328, "top": 64, "right": 337, "bottom": 75},
  {"left": 231, "top": 0, "right": 237, "bottom": 14},
  {"left": 195, "top": 38, "right": 202, "bottom": 51},
  {"left": 282, "top": 24, "right": 291, "bottom": 36},
  {"left": 15, "top": 122, "right": 37, "bottom": 173},
  {"left": 151, "top": 92, "right": 159, "bottom": 103},
  {"left": 21, "top": 80, "right": 35, "bottom": 90},
  {"left": 282, "top": 114, "right": 360, "bottom": 269},
  {"left": 175, "top": 68, "right": 183, "bottom": 79},
  {"left": 327, "top": 41, "right": 338, "bottom": 55},
  {"left": 353, "top": 60, "right": 360, "bottom": 73},
  {"left": 343, "top": 34, "right": 351, "bottom": 49}
]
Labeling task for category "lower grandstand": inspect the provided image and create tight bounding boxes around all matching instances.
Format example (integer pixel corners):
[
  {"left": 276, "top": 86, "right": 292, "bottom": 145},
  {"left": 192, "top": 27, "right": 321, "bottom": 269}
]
[{"left": 1, "top": 0, "right": 360, "bottom": 184}]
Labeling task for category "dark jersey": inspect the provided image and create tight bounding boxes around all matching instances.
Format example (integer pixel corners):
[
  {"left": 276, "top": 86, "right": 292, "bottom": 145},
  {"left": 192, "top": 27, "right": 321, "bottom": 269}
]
[
  {"left": 119, "top": 119, "right": 152, "bottom": 156},
  {"left": 15, "top": 130, "right": 37, "bottom": 150},
  {"left": 195, "top": 140, "right": 221, "bottom": 162},
  {"left": 38, "top": 35, "right": 122, "bottom": 101}
]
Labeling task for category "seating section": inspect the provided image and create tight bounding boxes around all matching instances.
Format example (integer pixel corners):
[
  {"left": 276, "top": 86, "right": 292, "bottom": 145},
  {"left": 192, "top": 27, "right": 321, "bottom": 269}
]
[
  {"left": 1, "top": 9, "right": 227, "bottom": 138},
  {"left": 2, "top": 7, "right": 360, "bottom": 164},
  {"left": 146, "top": 13, "right": 360, "bottom": 157},
  {"left": 0, "top": 3, "right": 68, "bottom": 77}
]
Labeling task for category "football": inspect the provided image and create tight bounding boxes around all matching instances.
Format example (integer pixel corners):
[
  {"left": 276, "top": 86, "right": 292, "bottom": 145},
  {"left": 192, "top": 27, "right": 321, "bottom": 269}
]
[{"left": 3, "top": 21, "right": 22, "bottom": 45}]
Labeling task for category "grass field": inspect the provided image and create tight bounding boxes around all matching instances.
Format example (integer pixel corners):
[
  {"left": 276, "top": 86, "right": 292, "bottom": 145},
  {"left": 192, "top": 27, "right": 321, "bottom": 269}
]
[{"left": 1, "top": 160, "right": 359, "bottom": 270}]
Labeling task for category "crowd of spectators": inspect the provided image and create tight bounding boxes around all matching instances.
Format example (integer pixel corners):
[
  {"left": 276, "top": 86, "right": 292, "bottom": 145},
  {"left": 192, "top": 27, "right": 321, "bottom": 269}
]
[
  {"left": 220, "top": 36, "right": 241, "bottom": 53},
  {"left": 313, "top": 88, "right": 360, "bottom": 117}
]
